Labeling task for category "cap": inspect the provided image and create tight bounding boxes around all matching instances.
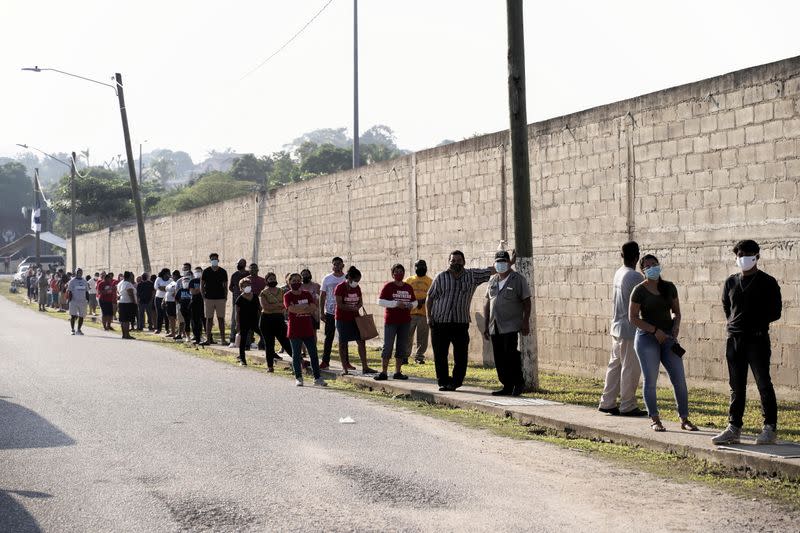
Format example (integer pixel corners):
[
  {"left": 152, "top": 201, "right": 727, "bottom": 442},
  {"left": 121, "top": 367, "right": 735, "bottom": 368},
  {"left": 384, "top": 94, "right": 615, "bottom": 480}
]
[{"left": 495, "top": 250, "right": 510, "bottom": 261}]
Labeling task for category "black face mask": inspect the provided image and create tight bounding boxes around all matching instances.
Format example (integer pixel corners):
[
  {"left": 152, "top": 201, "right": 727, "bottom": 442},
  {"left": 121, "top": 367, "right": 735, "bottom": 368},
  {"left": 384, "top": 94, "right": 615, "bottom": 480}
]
[
  {"left": 415, "top": 268, "right": 427, "bottom": 277},
  {"left": 450, "top": 264, "right": 464, "bottom": 273},
  {"left": 267, "top": 281, "right": 278, "bottom": 288},
  {"left": 302, "top": 275, "right": 312, "bottom": 283}
]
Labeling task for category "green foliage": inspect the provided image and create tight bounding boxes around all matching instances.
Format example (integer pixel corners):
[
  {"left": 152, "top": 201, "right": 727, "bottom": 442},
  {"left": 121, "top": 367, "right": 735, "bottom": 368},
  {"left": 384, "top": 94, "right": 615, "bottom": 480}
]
[
  {"left": 50, "top": 167, "right": 136, "bottom": 234},
  {"left": 267, "top": 151, "right": 300, "bottom": 186},
  {"left": 150, "top": 172, "right": 254, "bottom": 214},
  {"left": 230, "top": 153, "right": 273, "bottom": 183},
  {"left": 299, "top": 143, "right": 352, "bottom": 176},
  {"left": 0, "top": 162, "right": 33, "bottom": 221}
]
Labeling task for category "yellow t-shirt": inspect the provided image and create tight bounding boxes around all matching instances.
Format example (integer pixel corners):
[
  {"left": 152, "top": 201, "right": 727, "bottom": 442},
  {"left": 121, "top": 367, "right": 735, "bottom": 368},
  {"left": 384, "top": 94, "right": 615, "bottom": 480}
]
[{"left": 404, "top": 275, "right": 433, "bottom": 316}]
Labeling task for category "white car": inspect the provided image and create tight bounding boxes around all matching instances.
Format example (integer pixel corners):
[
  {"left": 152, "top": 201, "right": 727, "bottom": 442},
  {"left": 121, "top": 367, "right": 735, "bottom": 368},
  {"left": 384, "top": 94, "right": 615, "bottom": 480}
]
[{"left": 13, "top": 264, "right": 30, "bottom": 283}]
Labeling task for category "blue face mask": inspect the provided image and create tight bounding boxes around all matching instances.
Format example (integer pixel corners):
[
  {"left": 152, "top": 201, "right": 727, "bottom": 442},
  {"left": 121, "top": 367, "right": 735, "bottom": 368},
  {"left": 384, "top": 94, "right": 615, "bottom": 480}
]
[{"left": 644, "top": 265, "right": 662, "bottom": 280}]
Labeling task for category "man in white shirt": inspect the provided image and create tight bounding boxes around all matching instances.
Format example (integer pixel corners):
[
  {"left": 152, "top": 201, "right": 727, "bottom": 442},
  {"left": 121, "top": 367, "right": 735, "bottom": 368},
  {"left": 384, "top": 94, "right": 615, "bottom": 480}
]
[
  {"left": 67, "top": 268, "right": 88, "bottom": 335},
  {"left": 318, "top": 257, "right": 345, "bottom": 369},
  {"left": 598, "top": 241, "right": 647, "bottom": 416}
]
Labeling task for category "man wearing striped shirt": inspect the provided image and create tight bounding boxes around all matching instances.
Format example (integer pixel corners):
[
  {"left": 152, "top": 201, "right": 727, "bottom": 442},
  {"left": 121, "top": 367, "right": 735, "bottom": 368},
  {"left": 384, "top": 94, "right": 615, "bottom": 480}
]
[{"left": 426, "top": 249, "right": 513, "bottom": 391}]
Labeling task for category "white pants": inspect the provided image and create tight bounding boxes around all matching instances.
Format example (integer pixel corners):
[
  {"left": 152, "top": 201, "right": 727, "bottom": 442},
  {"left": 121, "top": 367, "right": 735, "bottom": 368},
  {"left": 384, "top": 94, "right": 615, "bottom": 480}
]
[{"left": 599, "top": 336, "right": 641, "bottom": 413}]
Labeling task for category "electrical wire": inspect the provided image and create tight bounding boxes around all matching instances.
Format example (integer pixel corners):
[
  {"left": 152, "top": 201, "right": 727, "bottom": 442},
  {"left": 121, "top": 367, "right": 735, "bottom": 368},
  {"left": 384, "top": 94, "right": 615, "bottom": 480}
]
[{"left": 240, "top": 0, "right": 336, "bottom": 81}]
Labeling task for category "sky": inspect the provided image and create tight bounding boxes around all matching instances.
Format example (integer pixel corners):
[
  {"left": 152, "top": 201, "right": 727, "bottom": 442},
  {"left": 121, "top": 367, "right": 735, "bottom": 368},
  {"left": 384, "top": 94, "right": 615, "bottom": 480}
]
[{"left": 2, "top": 0, "right": 799, "bottom": 165}]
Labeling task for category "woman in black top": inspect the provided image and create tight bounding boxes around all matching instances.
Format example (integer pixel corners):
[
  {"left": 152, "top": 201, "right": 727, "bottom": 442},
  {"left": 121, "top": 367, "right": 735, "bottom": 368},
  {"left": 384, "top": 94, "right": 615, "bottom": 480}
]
[
  {"left": 235, "top": 277, "right": 260, "bottom": 366},
  {"left": 628, "top": 254, "right": 697, "bottom": 433}
]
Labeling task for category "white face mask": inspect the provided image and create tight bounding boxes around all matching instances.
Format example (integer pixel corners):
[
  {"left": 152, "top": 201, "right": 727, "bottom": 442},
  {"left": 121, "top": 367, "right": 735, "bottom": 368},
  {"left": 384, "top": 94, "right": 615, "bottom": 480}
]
[
  {"left": 349, "top": 281, "right": 359, "bottom": 288},
  {"left": 210, "top": 260, "right": 219, "bottom": 267},
  {"left": 182, "top": 280, "right": 189, "bottom": 289},
  {"left": 182, "top": 271, "right": 190, "bottom": 277},
  {"left": 737, "top": 255, "right": 758, "bottom": 272},
  {"left": 194, "top": 271, "right": 202, "bottom": 279},
  {"left": 495, "top": 262, "right": 509, "bottom": 274},
  {"left": 243, "top": 286, "right": 252, "bottom": 294}
]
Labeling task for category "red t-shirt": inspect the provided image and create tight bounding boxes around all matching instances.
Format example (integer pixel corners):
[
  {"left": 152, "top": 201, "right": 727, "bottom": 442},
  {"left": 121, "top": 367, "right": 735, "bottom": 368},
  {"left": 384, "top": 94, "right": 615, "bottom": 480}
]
[
  {"left": 284, "top": 290, "right": 315, "bottom": 339},
  {"left": 379, "top": 281, "right": 415, "bottom": 324},
  {"left": 97, "top": 280, "right": 117, "bottom": 303},
  {"left": 334, "top": 281, "right": 361, "bottom": 322}
]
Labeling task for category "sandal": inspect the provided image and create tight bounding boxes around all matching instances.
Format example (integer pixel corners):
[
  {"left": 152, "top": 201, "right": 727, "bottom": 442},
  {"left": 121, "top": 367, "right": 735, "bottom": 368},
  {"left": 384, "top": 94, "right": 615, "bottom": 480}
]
[
  {"left": 681, "top": 419, "right": 699, "bottom": 431},
  {"left": 650, "top": 421, "right": 666, "bottom": 432}
]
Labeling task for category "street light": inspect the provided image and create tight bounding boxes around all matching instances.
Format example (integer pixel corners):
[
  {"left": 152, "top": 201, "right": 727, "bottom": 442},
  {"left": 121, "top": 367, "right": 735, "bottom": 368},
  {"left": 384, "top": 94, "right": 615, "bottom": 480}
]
[
  {"left": 21, "top": 66, "right": 152, "bottom": 272},
  {"left": 16, "top": 143, "right": 77, "bottom": 272}
]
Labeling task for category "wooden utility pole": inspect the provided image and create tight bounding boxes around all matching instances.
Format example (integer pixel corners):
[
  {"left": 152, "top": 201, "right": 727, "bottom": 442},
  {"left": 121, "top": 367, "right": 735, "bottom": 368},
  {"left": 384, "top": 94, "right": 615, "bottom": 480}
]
[
  {"left": 34, "top": 168, "right": 41, "bottom": 267},
  {"left": 116, "top": 73, "right": 151, "bottom": 272},
  {"left": 352, "top": 0, "right": 360, "bottom": 169},
  {"left": 70, "top": 153, "right": 77, "bottom": 272},
  {"left": 506, "top": 0, "right": 539, "bottom": 390}
]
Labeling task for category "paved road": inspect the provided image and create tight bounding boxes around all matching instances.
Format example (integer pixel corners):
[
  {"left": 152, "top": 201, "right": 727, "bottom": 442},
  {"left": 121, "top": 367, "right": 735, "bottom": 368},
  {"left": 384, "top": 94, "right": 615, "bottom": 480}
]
[{"left": 1, "top": 296, "right": 797, "bottom": 532}]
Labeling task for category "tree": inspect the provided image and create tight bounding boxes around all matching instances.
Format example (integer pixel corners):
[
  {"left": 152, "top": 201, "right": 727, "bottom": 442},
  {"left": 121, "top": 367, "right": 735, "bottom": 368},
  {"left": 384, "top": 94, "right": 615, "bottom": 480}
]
[
  {"left": 230, "top": 154, "right": 273, "bottom": 183},
  {"left": 359, "top": 124, "right": 398, "bottom": 149},
  {"left": 150, "top": 172, "right": 254, "bottom": 214},
  {"left": 150, "top": 155, "right": 176, "bottom": 187},
  {"left": 268, "top": 151, "right": 300, "bottom": 186},
  {"left": 286, "top": 127, "right": 350, "bottom": 151},
  {"left": 0, "top": 162, "right": 33, "bottom": 242},
  {"left": 299, "top": 143, "right": 352, "bottom": 176},
  {"left": 51, "top": 167, "right": 135, "bottom": 233}
]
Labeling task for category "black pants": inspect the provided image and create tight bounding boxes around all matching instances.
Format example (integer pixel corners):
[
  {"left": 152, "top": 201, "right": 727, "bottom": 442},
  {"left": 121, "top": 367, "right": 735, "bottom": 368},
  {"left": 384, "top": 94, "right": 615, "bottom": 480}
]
[
  {"left": 431, "top": 322, "right": 470, "bottom": 388},
  {"left": 155, "top": 297, "right": 165, "bottom": 331},
  {"left": 259, "top": 313, "right": 291, "bottom": 368},
  {"left": 322, "top": 312, "right": 336, "bottom": 363},
  {"left": 137, "top": 300, "right": 154, "bottom": 330},
  {"left": 190, "top": 302, "right": 204, "bottom": 343},
  {"left": 180, "top": 306, "right": 191, "bottom": 334},
  {"left": 491, "top": 331, "right": 523, "bottom": 388},
  {"left": 239, "top": 323, "right": 257, "bottom": 363},
  {"left": 726, "top": 333, "right": 778, "bottom": 428}
]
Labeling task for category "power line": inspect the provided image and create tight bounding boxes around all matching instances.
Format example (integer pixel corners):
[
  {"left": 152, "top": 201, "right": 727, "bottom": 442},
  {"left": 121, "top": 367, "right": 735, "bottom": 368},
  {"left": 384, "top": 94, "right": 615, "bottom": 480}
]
[{"left": 240, "top": 0, "right": 336, "bottom": 81}]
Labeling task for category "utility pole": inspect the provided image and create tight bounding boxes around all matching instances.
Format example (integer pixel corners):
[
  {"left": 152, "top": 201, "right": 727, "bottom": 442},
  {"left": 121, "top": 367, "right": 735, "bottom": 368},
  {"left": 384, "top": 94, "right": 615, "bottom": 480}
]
[
  {"left": 352, "top": 0, "right": 360, "bottom": 169},
  {"left": 70, "top": 152, "right": 77, "bottom": 272},
  {"left": 115, "top": 73, "right": 151, "bottom": 272},
  {"left": 506, "top": 0, "right": 538, "bottom": 390},
  {"left": 139, "top": 142, "right": 143, "bottom": 187},
  {"left": 34, "top": 168, "right": 41, "bottom": 268}
]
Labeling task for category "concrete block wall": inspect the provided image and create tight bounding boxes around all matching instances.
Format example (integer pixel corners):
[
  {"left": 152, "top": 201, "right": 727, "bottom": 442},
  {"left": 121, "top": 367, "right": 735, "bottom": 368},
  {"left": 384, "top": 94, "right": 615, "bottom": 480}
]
[{"left": 73, "top": 56, "right": 800, "bottom": 390}]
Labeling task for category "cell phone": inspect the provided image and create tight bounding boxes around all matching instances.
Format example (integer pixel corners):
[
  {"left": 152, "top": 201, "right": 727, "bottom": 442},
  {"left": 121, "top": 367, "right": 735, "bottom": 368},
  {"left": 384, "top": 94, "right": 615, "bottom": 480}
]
[{"left": 671, "top": 343, "right": 686, "bottom": 357}]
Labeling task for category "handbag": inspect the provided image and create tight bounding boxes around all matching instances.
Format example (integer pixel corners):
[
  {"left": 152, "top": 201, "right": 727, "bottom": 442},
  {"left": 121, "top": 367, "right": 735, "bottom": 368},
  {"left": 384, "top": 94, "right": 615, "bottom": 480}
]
[{"left": 354, "top": 307, "right": 379, "bottom": 340}]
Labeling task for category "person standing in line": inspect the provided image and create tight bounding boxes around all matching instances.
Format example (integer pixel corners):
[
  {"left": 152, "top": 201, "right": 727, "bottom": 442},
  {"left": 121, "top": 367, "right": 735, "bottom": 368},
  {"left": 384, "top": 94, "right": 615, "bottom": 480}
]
[
  {"left": 163, "top": 270, "right": 180, "bottom": 338},
  {"left": 201, "top": 253, "right": 228, "bottom": 346},
  {"left": 228, "top": 258, "right": 248, "bottom": 348},
  {"left": 284, "top": 273, "right": 327, "bottom": 387},
  {"left": 99, "top": 273, "right": 117, "bottom": 330},
  {"left": 404, "top": 259, "right": 432, "bottom": 364},
  {"left": 243, "top": 263, "right": 266, "bottom": 350},
  {"left": 598, "top": 242, "right": 647, "bottom": 416},
  {"left": 712, "top": 240, "right": 783, "bottom": 446},
  {"left": 66, "top": 268, "right": 89, "bottom": 335},
  {"left": 111, "top": 273, "right": 121, "bottom": 320},
  {"left": 259, "top": 272, "right": 293, "bottom": 372},
  {"left": 36, "top": 269, "right": 49, "bottom": 312},
  {"left": 427, "top": 250, "right": 504, "bottom": 391},
  {"left": 629, "top": 254, "right": 698, "bottom": 433},
  {"left": 58, "top": 271, "right": 71, "bottom": 312},
  {"left": 299, "top": 268, "right": 321, "bottom": 360},
  {"left": 87, "top": 273, "right": 98, "bottom": 316},
  {"left": 334, "top": 266, "right": 378, "bottom": 375},
  {"left": 26, "top": 268, "right": 35, "bottom": 303},
  {"left": 188, "top": 266, "right": 205, "bottom": 344},
  {"left": 234, "top": 277, "right": 260, "bottom": 366},
  {"left": 117, "top": 271, "right": 138, "bottom": 340},
  {"left": 319, "top": 257, "right": 346, "bottom": 368},
  {"left": 136, "top": 271, "right": 155, "bottom": 331},
  {"left": 375, "top": 264, "right": 416, "bottom": 381},
  {"left": 49, "top": 271, "right": 59, "bottom": 309},
  {"left": 154, "top": 269, "right": 170, "bottom": 333},
  {"left": 482, "top": 251, "right": 531, "bottom": 396},
  {"left": 175, "top": 270, "right": 194, "bottom": 342}
]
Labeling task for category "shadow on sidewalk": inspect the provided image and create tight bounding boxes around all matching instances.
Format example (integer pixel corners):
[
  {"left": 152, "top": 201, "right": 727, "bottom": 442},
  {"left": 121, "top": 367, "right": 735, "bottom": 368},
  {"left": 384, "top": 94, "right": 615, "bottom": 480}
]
[
  {"left": 0, "top": 488, "right": 52, "bottom": 533},
  {"left": 0, "top": 399, "right": 75, "bottom": 450}
]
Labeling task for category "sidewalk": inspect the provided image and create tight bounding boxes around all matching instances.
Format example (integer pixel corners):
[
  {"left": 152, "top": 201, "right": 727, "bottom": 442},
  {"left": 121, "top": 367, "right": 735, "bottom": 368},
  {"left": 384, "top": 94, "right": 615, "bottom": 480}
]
[{"left": 194, "top": 339, "right": 800, "bottom": 481}]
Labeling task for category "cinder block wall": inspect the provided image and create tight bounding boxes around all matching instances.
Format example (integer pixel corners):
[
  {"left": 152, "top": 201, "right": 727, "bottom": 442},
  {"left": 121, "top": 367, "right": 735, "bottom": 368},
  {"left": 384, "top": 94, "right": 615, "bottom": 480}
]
[{"left": 74, "top": 56, "right": 800, "bottom": 390}]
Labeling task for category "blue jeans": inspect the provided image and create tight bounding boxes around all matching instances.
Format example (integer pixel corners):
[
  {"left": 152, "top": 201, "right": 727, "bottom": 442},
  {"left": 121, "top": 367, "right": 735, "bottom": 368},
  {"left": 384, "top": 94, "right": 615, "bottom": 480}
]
[
  {"left": 382, "top": 322, "right": 411, "bottom": 360},
  {"left": 290, "top": 337, "right": 320, "bottom": 380},
  {"left": 634, "top": 331, "right": 689, "bottom": 418}
]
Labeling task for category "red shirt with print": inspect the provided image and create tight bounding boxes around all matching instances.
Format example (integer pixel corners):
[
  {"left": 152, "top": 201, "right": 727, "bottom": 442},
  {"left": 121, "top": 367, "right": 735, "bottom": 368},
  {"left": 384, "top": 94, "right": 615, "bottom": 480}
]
[
  {"left": 379, "top": 281, "right": 415, "bottom": 324},
  {"left": 97, "top": 280, "right": 117, "bottom": 303},
  {"left": 334, "top": 281, "right": 361, "bottom": 322},
  {"left": 284, "top": 290, "right": 315, "bottom": 339}
]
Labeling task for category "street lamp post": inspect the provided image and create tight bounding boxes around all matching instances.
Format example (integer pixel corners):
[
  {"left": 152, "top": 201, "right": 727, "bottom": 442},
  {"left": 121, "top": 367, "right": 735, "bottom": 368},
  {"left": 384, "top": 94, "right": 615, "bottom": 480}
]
[
  {"left": 139, "top": 140, "right": 148, "bottom": 187},
  {"left": 22, "top": 66, "right": 152, "bottom": 273}
]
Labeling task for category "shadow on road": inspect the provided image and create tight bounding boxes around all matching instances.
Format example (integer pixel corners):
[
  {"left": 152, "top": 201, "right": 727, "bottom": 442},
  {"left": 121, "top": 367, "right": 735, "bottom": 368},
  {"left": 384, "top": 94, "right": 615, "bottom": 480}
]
[
  {"left": 0, "top": 399, "right": 76, "bottom": 450},
  {"left": 0, "top": 488, "right": 51, "bottom": 533}
]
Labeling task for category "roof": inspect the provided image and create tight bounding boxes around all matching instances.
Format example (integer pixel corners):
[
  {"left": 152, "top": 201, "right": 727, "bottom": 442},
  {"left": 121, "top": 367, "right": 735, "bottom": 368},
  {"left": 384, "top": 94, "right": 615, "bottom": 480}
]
[{"left": 0, "top": 232, "right": 67, "bottom": 258}]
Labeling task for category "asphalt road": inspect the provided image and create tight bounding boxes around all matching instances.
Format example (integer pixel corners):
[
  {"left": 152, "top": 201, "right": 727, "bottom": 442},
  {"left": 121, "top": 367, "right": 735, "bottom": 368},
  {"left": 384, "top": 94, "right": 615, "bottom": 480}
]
[{"left": 1, "top": 295, "right": 797, "bottom": 532}]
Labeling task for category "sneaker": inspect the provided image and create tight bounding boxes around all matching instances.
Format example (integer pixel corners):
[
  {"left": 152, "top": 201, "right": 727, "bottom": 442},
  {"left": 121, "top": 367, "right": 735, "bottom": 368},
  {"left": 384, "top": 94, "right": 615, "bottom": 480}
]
[
  {"left": 491, "top": 388, "right": 513, "bottom": 396},
  {"left": 319, "top": 361, "right": 330, "bottom": 369},
  {"left": 228, "top": 342, "right": 236, "bottom": 348},
  {"left": 619, "top": 407, "right": 648, "bottom": 417},
  {"left": 76, "top": 330, "right": 84, "bottom": 336},
  {"left": 314, "top": 378, "right": 328, "bottom": 387},
  {"left": 70, "top": 330, "right": 75, "bottom": 335},
  {"left": 756, "top": 424, "right": 777, "bottom": 445},
  {"left": 374, "top": 372, "right": 388, "bottom": 381},
  {"left": 273, "top": 354, "right": 283, "bottom": 361},
  {"left": 598, "top": 406, "right": 621, "bottom": 416},
  {"left": 295, "top": 379, "right": 304, "bottom": 387},
  {"left": 392, "top": 372, "right": 409, "bottom": 380},
  {"left": 711, "top": 425, "right": 742, "bottom": 445},
  {"left": 415, "top": 358, "right": 425, "bottom": 364}
]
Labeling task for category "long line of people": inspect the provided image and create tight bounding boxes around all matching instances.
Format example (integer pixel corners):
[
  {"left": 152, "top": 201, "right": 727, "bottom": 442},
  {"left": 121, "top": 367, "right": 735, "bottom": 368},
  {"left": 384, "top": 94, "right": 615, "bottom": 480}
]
[{"left": 24, "top": 237, "right": 782, "bottom": 446}]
